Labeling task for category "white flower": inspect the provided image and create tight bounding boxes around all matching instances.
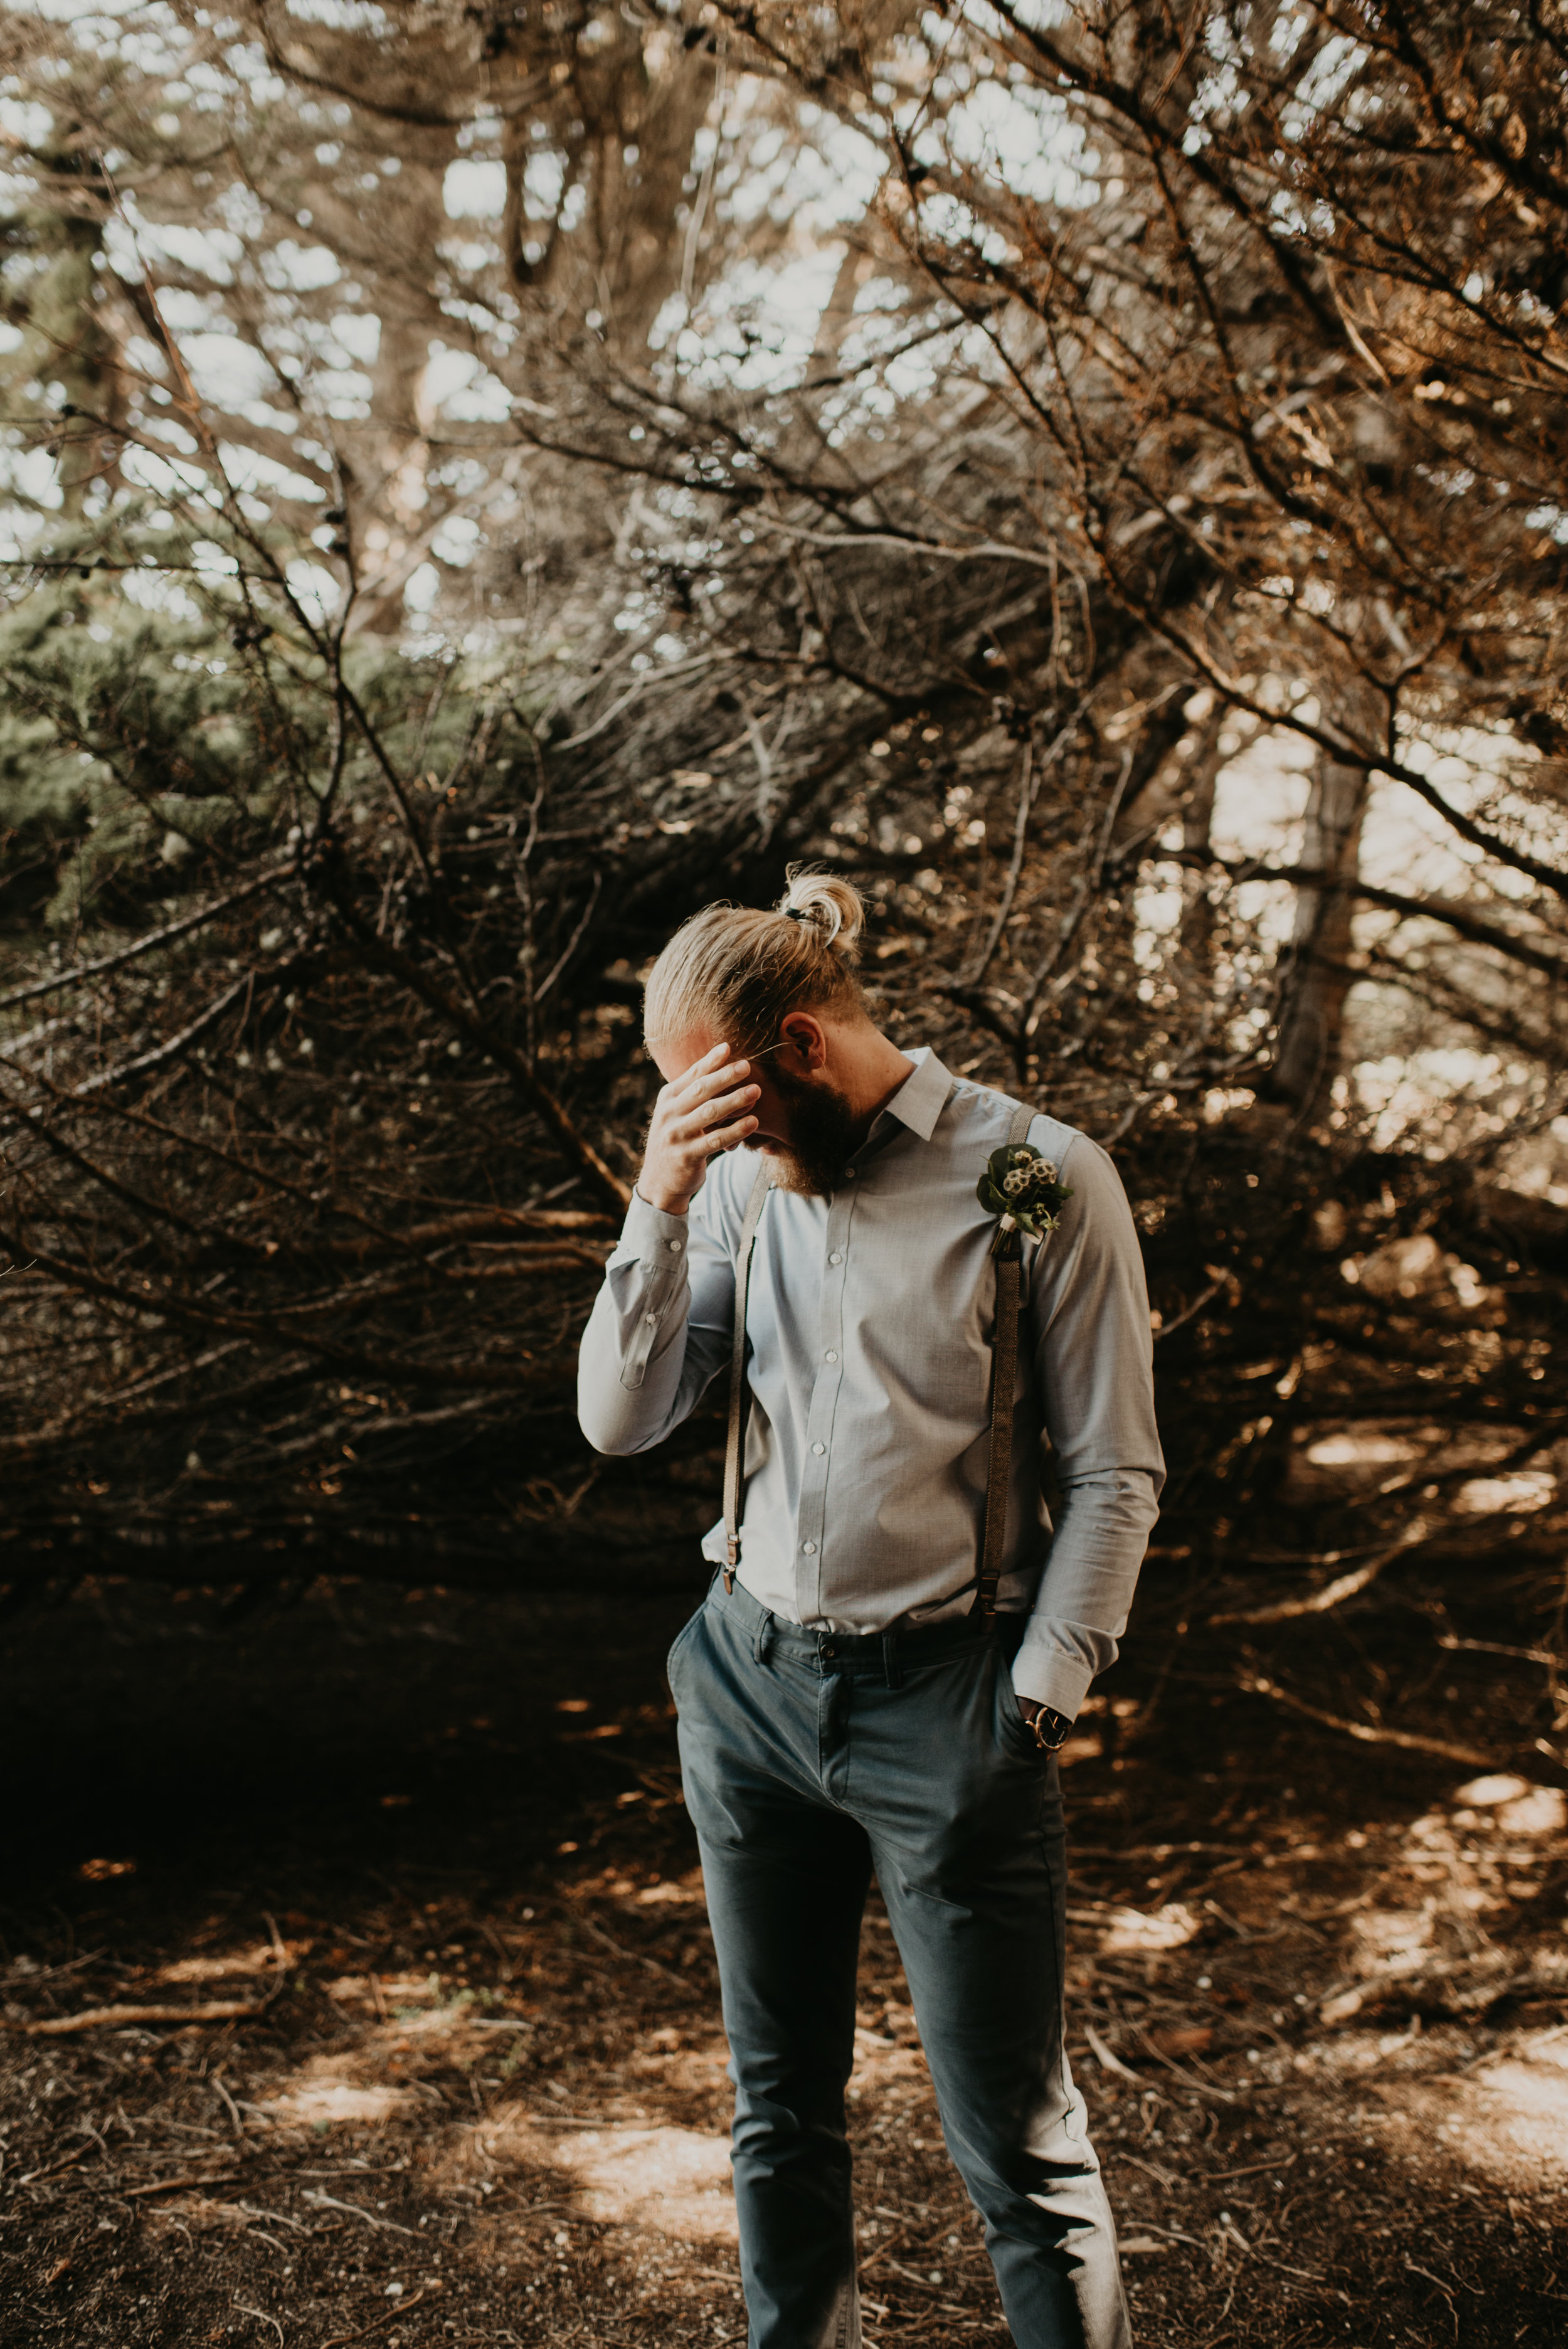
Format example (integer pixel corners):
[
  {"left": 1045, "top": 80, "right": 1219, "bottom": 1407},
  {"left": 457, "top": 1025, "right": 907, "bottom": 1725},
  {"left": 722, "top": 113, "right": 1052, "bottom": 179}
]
[{"left": 1003, "top": 1167, "right": 1031, "bottom": 1197}]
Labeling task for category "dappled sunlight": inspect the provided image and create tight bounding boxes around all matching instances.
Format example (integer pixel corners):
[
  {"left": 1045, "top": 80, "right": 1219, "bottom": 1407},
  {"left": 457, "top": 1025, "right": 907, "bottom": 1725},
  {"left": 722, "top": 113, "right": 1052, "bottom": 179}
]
[
  {"left": 1370, "top": 2033, "right": 1568, "bottom": 2189},
  {"left": 1285, "top": 1414, "right": 1559, "bottom": 1516},
  {"left": 253, "top": 1994, "right": 536, "bottom": 2132},
  {"left": 1489, "top": 1786, "right": 1566, "bottom": 1835},
  {"left": 4, "top": 1571, "right": 1565, "bottom": 2343},
  {"left": 1347, "top": 1907, "right": 1434, "bottom": 1975},
  {"left": 1303, "top": 1431, "right": 1417, "bottom": 1466},
  {"left": 630, "top": 1874, "right": 706, "bottom": 1907},
  {"left": 464, "top": 2113, "right": 738, "bottom": 2242},
  {"left": 1305, "top": 1774, "right": 1567, "bottom": 2040},
  {"left": 1455, "top": 1472, "right": 1555, "bottom": 1515},
  {"left": 215, "top": 1902, "right": 745, "bottom": 2252},
  {"left": 157, "top": 1948, "right": 277, "bottom": 1984},
  {"left": 261, "top": 2071, "right": 416, "bottom": 2129},
  {"left": 1076, "top": 1901, "right": 1200, "bottom": 1955}
]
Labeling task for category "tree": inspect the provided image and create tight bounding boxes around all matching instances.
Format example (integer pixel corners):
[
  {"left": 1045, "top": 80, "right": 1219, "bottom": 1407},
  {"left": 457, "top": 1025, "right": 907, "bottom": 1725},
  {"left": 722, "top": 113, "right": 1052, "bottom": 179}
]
[
  {"left": 1, "top": 1, "right": 1564, "bottom": 1766},
  {"left": 689, "top": 0, "right": 1568, "bottom": 1118},
  {"left": 1, "top": 0, "right": 727, "bottom": 632}
]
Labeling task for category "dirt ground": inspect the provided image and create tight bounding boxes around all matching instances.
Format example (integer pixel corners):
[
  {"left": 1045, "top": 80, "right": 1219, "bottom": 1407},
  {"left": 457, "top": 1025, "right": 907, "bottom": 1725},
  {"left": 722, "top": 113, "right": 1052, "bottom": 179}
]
[{"left": 1, "top": 1571, "right": 1565, "bottom": 2348}]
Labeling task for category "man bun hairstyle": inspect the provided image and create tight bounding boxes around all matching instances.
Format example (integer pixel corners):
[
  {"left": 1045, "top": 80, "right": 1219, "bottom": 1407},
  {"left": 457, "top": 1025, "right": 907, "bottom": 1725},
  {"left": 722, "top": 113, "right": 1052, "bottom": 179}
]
[
  {"left": 644, "top": 864, "right": 868, "bottom": 1054},
  {"left": 776, "top": 867, "right": 865, "bottom": 958}
]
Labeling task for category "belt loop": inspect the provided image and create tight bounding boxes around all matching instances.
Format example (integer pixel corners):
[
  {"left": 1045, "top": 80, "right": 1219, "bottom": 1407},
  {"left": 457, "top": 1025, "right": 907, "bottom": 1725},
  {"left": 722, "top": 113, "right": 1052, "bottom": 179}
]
[
  {"left": 881, "top": 1631, "right": 904, "bottom": 1692},
  {"left": 754, "top": 1612, "right": 775, "bottom": 1668}
]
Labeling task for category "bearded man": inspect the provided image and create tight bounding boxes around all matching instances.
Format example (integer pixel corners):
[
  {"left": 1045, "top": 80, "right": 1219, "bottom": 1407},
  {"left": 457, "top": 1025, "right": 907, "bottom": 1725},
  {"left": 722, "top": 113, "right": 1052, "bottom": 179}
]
[{"left": 578, "top": 871, "right": 1163, "bottom": 2349}]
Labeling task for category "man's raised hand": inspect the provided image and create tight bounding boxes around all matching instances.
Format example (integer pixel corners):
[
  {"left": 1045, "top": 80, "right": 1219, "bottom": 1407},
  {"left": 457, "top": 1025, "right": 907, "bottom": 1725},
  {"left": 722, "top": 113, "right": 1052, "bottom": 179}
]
[{"left": 637, "top": 1042, "right": 761, "bottom": 1216}]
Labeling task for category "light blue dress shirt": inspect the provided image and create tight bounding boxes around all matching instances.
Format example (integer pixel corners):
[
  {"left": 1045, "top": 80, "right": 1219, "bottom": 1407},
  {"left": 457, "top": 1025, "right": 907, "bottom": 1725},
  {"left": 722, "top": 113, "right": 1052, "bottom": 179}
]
[{"left": 577, "top": 1047, "right": 1164, "bottom": 1718}]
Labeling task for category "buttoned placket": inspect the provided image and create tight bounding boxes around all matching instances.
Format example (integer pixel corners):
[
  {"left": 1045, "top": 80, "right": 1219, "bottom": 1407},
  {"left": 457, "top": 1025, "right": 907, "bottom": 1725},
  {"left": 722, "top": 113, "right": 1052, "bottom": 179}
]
[{"left": 793, "top": 1165, "right": 860, "bottom": 1618}]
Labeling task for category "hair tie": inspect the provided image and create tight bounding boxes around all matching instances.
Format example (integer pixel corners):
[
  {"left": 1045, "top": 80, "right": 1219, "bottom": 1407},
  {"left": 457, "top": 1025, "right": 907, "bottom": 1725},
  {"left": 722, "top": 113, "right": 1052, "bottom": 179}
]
[{"left": 784, "top": 906, "right": 807, "bottom": 921}]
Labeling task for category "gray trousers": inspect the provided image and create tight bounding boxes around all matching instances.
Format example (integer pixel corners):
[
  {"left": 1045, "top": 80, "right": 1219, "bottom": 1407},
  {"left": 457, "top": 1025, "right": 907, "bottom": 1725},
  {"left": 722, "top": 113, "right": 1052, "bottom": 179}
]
[{"left": 669, "top": 1576, "right": 1133, "bottom": 2349}]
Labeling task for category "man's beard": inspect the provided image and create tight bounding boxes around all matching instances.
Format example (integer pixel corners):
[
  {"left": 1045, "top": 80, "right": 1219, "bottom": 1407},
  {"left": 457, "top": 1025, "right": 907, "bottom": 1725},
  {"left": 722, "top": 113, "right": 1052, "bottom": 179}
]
[{"left": 749, "top": 1063, "right": 858, "bottom": 1197}]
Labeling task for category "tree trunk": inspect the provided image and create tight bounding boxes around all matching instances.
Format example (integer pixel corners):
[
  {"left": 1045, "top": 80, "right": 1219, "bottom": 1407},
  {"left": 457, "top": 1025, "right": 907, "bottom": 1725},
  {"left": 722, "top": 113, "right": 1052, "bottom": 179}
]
[
  {"left": 12, "top": 152, "right": 122, "bottom": 518},
  {"left": 1270, "top": 681, "right": 1380, "bottom": 1120},
  {"left": 1179, "top": 710, "right": 1225, "bottom": 986}
]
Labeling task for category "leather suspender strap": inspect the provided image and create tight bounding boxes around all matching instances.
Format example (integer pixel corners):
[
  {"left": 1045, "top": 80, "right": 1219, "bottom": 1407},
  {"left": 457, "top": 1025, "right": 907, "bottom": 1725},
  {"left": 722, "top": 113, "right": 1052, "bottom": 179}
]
[
  {"left": 722, "top": 1163, "right": 773, "bottom": 1593},
  {"left": 974, "top": 1100, "right": 1037, "bottom": 1631}
]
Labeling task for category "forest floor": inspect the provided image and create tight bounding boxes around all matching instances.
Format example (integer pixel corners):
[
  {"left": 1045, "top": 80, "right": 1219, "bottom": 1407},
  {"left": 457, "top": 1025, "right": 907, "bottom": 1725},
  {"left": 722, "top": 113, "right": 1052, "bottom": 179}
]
[{"left": 1, "top": 1570, "right": 1564, "bottom": 2349}]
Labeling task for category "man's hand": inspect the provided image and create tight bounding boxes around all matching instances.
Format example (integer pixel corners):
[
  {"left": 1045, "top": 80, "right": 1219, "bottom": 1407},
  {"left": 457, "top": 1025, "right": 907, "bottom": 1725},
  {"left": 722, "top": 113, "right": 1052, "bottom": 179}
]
[{"left": 638, "top": 1042, "right": 761, "bottom": 1216}]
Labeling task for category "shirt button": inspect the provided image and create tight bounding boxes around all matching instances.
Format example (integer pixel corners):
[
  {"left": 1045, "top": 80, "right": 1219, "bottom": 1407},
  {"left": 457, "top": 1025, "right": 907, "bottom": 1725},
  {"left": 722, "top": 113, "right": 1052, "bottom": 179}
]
[
  {"left": 644, "top": 1313, "right": 657, "bottom": 1327},
  {"left": 824, "top": 1349, "right": 837, "bottom": 1362},
  {"left": 829, "top": 1251, "right": 843, "bottom": 1265},
  {"left": 812, "top": 1442, "right": 825, "bottom": 1456},
  {"left": 802, "top": 1540, "right": 818, "bottom": 1556},
  {"left": 669, "top": 1238, "right": 682, "bottom": 1253}
]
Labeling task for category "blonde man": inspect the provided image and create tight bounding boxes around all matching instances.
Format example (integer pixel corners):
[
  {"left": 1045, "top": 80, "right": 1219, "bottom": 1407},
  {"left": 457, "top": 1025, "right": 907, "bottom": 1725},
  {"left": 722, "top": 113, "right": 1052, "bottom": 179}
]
[{"left": 578, "top": 871, "right": 1163, "bottom": 2349}]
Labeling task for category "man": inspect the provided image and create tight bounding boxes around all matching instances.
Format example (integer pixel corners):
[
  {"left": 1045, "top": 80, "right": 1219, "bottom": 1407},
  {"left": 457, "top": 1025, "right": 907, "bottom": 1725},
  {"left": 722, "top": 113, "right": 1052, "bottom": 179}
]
[{"left": 578, "top": 874, "right": 1163, "bottom": 2348}]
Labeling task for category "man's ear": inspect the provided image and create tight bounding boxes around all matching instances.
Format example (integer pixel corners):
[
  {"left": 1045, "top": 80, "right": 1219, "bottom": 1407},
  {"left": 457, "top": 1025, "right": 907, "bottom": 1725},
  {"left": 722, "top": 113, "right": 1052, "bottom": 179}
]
[{"left": 778, "top": 1010, "right": 828, "bottom": 1071}]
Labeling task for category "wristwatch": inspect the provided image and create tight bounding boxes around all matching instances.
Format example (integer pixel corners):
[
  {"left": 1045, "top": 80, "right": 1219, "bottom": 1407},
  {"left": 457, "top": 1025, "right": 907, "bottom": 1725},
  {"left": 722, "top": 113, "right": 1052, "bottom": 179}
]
[{"left": 1020, "top": 1702, "right": 1074, "bottom": 1754}]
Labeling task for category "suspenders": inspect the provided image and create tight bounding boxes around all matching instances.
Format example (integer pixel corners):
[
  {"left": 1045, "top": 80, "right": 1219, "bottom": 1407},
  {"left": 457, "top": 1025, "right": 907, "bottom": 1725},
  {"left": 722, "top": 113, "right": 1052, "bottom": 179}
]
[
  {"left": 975, "top": 1099, "right": 1037, "bottom": 1628},
  {"left": 721, "top": 1160, "right": 773, "bottom": 1594},
  {"left": 718, "top": 1097, "right": 1036, "bottom": 1623}
]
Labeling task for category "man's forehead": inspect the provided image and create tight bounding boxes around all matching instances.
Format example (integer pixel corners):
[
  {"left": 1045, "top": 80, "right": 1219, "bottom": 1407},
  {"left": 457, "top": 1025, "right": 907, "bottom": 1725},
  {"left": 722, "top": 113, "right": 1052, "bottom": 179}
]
[{"left": 648, "top": 1030, "right": 720, "bottom": 1083}]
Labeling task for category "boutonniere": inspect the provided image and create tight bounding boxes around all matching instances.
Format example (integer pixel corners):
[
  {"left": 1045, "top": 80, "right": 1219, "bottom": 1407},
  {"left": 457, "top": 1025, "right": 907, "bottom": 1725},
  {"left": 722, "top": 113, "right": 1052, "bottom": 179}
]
[{"left": 977, "top": 1143, "right": 1073, "bottom": 1258}]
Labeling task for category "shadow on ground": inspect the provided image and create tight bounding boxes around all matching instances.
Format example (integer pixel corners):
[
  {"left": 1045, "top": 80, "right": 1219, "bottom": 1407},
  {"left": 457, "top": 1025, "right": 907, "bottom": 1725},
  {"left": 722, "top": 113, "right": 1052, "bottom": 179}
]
[{"left": 1, "top": 1573, "right": 1565, "bottom": 2346}]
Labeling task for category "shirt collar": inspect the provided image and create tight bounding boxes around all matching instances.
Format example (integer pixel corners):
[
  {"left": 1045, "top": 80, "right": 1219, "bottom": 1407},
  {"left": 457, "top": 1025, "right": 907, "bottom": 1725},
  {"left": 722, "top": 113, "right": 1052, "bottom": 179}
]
[{"left": 863, "top": 1045, "right": 954, "bottom": 1148}]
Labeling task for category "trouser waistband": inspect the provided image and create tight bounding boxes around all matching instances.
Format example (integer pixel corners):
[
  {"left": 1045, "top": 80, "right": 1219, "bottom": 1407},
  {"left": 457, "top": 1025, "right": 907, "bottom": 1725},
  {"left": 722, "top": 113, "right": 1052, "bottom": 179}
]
[{"left": 706, "top": 1571, "right": 1020, "bottom": 1682}]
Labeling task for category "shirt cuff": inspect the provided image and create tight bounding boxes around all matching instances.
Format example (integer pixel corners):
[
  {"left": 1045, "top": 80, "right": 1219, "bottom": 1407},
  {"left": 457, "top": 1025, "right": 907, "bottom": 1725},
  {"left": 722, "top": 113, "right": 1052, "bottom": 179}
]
[
  {"left": 1009, "top": 1637, "right": 1094, "bottom": 1721},
  {"left": 623, "top": 1189, "right": 693, "bottom": 1263}
]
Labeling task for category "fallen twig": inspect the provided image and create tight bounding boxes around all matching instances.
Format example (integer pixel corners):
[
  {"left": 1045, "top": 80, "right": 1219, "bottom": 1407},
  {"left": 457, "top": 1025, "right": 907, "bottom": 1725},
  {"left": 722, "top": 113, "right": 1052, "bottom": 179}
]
[
  {"left": 575, "top": 1911, "right": 697, "bottom": 1995},
  {"left": 15, "top": 2141, "right": 97, "bottom": 2185},
  {"left": 1132, "top": 2031, "right": 1237, "bottom": 2103},
  {"left": 233, "top": 2202, "right": 311, "bottom": 2233},
  {"left": 233, "top": 2298, "right": 285, "bottom": 2348},
  {"left": 1113, "top": 2150, "right": 1180, "bottom": 2188},
  {"left": 211, "top": 2074, "right": 246, "bottom": 2132},
  {"left": 1318, "top": 1953, "right": 1547, "bottom": 2027},
  {"left": 1205, "top": 2150, "right": 1298, "bottom": 2185},
  {"left": 22, "top": 2000, "right": 262, "bottom": 2037},
  {"left": 1134, "top": 2024, "right": 1235, "bottom": 2101},
  {"left": 320, "top": 2283, "right": 430, "bottom": 2348},
  {"left": 1211, "top": 1538, "right": 1414, "bottom": 1626},
  {"left": 1123, "top": 2219, "right": 1207, "bottom": 2250},
  {"left": 301, "top": 2187, "right": 418, "bottom": 2235},
  {"left": 1084, "top": 2023, "right": 1141, "bottom": 2081},
  {"left": 125, "top": 2173, "right": 244, "bottom": 2198},
  {"left": 1237, "top": 1675, "right": 1496, "bottom": 1769},
  {"left": 1219, "top": 2209, "right": 1324, "bottom": 2282},
  {"left": 858, "top": 2228, "right": 915, "bottom": 2276}
]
